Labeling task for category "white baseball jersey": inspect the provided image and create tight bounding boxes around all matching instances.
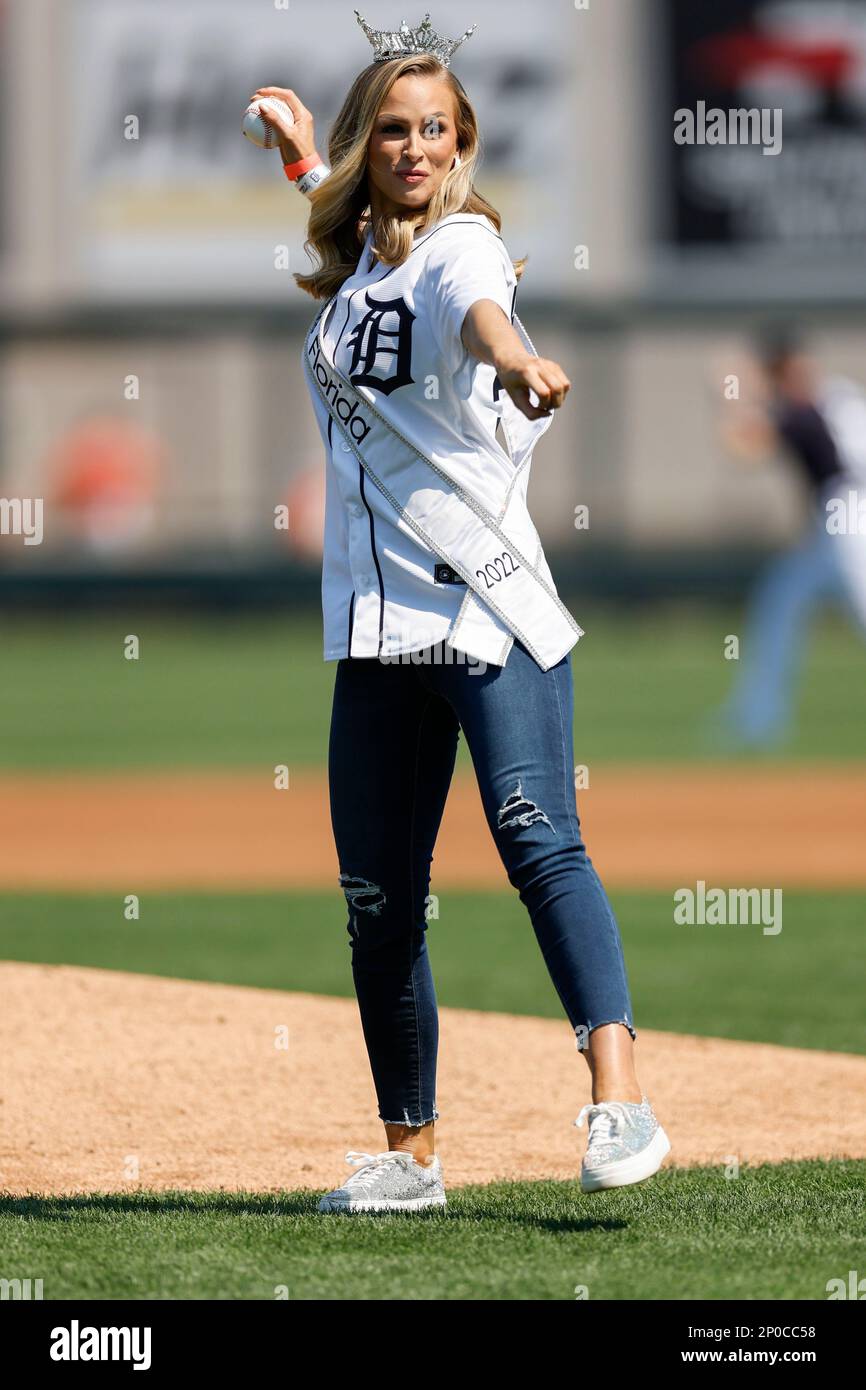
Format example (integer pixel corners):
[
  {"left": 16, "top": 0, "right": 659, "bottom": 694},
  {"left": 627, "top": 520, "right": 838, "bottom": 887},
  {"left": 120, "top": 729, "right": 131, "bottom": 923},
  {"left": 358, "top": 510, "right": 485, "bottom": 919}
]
[{"left": 303, "top": 211, "right": 579, "bottom": 667}]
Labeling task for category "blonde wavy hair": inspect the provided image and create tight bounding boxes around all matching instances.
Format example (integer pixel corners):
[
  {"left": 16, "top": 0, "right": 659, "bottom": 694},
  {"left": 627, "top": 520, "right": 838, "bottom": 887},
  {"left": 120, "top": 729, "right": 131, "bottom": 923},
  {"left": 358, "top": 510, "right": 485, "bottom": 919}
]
[{"left": 293, "top": 53, "right": 526, "bottom": 300}]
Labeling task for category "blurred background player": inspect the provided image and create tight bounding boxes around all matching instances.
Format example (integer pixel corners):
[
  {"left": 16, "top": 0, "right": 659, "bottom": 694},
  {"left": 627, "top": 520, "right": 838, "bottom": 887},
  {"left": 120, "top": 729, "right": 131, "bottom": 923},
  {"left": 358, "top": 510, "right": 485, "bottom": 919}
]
[{"left": 710, "top": 326, "right": 866, "bottom": 749}]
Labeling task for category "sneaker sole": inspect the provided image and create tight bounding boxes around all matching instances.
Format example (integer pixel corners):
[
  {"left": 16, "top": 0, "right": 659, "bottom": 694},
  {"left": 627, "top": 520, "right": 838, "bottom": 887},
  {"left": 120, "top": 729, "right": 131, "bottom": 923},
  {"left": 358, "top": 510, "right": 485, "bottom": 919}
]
[
  {"left": 580, "top": 1126, "right": 671, "bottom": 1193},
  {"left": 318, "top": 1193, "right": 447, "bottom": 1213}
]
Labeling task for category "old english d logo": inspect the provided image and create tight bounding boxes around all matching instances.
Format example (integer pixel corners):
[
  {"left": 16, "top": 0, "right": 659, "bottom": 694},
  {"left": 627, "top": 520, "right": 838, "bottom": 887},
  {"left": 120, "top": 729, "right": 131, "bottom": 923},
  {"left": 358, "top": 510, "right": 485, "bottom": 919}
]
[{"left": 346, "top": 292, "right": 415, "bottom": 395}]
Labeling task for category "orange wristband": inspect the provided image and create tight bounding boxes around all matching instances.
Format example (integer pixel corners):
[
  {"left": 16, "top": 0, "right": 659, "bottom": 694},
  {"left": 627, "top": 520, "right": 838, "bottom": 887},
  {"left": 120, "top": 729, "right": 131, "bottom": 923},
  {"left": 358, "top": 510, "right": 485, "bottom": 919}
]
[{"left": 283, "top": 153, "right": 320, "bottom": 181}]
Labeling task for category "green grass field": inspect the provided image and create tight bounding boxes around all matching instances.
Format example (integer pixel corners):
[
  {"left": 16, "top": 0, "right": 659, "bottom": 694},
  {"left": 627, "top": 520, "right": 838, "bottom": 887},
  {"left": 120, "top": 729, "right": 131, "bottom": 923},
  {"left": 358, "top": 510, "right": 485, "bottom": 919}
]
[
  {"left": 2, "top": 605, "right": 864, "bottom": 1299},
  {"left": 2, "top": 1162, "right": 863, "bottom": 1300},
  {"left": 2, "top": 602, "right": 865, "bottom": 768},
  {"left": 1, "top": 888, "right": 864, "bottom": 1054}
]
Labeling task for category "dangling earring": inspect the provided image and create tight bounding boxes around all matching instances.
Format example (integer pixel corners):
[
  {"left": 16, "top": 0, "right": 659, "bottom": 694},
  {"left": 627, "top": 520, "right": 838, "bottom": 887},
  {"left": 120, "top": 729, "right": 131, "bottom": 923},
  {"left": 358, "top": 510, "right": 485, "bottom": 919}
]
[{"left": 451, "top": 151, "right": 462, "bottom": 170}]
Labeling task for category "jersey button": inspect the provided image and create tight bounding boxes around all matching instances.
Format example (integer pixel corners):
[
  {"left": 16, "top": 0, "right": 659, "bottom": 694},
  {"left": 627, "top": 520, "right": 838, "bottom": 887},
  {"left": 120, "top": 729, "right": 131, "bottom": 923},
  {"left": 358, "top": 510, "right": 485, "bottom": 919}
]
[{"left": 340, "top": 442, "right": 352, "bottom": 453}]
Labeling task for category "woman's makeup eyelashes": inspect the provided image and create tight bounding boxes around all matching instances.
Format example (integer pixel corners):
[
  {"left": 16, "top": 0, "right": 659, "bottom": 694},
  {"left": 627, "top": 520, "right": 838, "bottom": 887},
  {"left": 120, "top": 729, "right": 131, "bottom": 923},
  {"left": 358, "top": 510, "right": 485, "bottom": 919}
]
[{"left": 378, "top": 118, "right": 447, "bottom": 138}]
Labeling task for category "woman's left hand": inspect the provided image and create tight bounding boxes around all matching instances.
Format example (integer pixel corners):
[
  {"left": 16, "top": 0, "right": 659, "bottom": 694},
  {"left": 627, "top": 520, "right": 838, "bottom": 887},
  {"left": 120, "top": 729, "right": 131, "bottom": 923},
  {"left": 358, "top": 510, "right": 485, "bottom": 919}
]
[{"left": 496, "top": 352, "right": 571, "bottom": 421}]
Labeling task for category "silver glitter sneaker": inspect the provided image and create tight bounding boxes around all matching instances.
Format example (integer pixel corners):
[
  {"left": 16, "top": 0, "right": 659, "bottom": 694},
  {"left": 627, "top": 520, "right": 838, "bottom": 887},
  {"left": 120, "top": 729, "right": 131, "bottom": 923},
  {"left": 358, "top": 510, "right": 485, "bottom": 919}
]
[
  {"left": 317, "top": 1150, "right": 447, "bottom": 1213},
  {"left": 575, "top": 1096, "right": 670, "bottom": 1193}
]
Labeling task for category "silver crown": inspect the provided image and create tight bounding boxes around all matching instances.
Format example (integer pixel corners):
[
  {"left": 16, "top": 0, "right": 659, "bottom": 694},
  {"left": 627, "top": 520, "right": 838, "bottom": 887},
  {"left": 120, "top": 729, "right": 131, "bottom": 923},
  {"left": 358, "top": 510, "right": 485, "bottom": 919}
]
[{"left": 354, "top": 10, "right": 477, "bottom": 68}]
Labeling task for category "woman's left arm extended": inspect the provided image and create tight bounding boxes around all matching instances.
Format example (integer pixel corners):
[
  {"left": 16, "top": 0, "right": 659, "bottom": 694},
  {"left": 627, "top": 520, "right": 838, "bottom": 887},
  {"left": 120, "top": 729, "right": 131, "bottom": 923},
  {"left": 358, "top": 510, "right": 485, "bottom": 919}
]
[{"left": 461, "top": 299, "right": 571, "bottom": 422}]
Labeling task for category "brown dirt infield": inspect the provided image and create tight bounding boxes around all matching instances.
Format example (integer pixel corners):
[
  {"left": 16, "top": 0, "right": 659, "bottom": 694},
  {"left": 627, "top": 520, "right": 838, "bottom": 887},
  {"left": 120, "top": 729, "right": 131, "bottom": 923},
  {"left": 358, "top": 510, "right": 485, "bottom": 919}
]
[
  {"left": 1, "top": 962, "right": 865, "bottom": 1196},
  {"left": 1, "top": 762, "right": 865, "bottom": 890}
]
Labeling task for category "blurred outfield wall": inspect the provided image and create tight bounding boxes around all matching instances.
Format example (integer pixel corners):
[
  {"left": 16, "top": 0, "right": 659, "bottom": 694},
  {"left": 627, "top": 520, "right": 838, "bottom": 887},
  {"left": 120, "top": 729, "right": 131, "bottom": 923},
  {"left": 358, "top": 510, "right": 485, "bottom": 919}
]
[{"left": 1, "top": 0, "right": 865, "bottom": 594}]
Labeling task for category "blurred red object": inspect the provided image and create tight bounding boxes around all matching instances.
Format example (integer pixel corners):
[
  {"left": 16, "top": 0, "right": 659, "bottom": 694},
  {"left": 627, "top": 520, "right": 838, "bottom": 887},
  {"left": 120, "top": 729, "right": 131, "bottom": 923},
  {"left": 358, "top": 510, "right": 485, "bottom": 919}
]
[
  {"left": 279, "top": 466, "right": 325, "bottom": 561},
  {"left": 49, "top": 416, "right": 163, "bottom": 553}
]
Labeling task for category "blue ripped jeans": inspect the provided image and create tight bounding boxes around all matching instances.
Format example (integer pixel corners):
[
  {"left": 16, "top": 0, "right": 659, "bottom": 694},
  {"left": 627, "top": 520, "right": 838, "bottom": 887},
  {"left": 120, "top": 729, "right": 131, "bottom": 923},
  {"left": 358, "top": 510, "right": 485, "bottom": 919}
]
[{"left": 327, "top": 638, "right": 636, "bottom": 1126}]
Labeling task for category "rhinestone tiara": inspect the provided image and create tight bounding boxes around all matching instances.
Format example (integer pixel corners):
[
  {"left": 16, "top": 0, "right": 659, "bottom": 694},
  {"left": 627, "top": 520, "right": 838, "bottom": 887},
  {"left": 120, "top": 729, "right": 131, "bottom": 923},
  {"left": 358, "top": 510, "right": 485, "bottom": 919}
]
[{"left": 354, "top": 10, "right": 477, "bottom": 68}]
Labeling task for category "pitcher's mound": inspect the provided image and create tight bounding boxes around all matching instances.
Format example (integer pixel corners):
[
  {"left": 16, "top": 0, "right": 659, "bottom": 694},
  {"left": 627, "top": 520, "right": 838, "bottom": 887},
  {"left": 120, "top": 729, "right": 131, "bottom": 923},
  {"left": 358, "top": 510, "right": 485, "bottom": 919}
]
[{"left": 1, "top": 962, "right": 864, "bottom": 1195}]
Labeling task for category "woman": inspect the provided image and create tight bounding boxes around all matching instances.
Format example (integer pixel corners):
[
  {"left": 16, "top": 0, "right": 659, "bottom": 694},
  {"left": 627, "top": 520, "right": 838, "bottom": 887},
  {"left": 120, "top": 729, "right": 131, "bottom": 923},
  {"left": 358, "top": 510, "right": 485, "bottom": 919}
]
[{"left": 253, "top": 12, "right": 670, "bottom": 1212}]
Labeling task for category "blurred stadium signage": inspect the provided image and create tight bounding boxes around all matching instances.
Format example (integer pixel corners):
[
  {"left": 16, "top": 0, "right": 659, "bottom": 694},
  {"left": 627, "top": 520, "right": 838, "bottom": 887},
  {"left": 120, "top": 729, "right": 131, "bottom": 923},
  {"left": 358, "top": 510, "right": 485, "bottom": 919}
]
[
  {"left": 67, "top": 0, "right": 575, "bottom": 302},
  {"left": 666, "top": 0, "right": 866, "bottom": 258}
]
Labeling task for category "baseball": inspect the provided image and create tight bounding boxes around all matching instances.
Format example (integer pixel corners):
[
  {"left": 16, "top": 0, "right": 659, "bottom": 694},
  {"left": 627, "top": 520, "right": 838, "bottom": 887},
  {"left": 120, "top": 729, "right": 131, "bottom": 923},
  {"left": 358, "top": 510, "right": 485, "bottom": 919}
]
[{"left": 242, "top": 97, "right": 294, "bottom": 149}]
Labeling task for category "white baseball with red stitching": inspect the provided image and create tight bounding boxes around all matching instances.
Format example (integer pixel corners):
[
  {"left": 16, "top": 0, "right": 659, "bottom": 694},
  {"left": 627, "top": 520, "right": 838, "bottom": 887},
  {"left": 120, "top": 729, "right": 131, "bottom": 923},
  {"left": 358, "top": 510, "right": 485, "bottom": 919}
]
[{"left": 242, "top": 97, "right": 295, "bottom": 149}]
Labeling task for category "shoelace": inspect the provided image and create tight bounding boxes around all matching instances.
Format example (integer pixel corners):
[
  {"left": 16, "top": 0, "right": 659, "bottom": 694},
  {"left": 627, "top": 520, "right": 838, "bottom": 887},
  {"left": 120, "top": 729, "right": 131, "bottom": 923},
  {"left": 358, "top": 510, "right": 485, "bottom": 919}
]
[
  {"left": 574, "top": 1101, "right": 635, "bottom": 1147},
  {"left": 341, "top": 1150, "right": 420, "bottom": 1191}
]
